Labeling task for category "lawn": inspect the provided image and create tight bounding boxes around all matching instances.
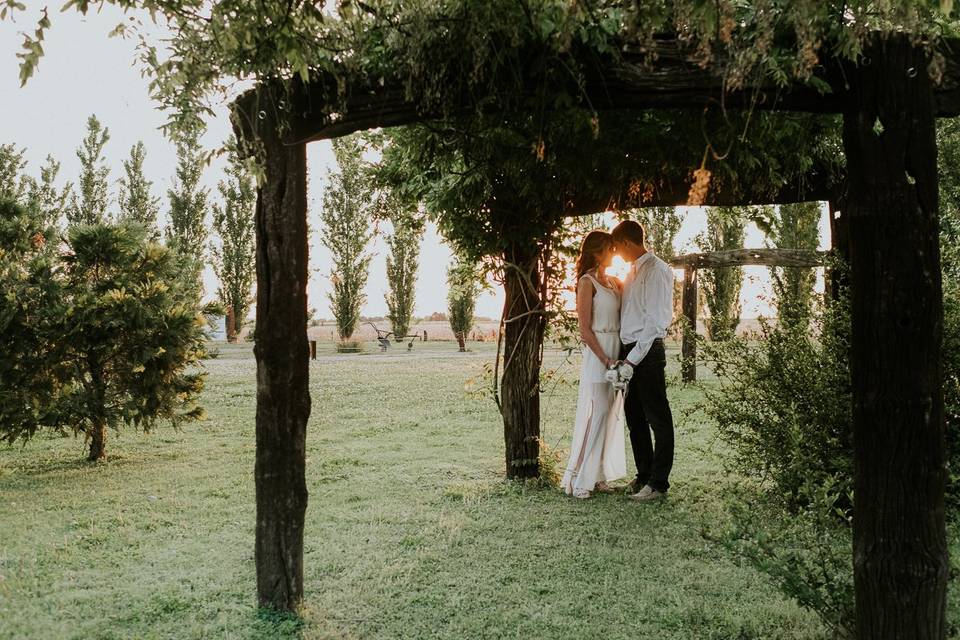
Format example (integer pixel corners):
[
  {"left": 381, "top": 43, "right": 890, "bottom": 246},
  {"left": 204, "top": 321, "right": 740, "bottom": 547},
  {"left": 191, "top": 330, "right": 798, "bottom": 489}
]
[{"left": 0, "top": 341, "right": 952, "bottom": 639}]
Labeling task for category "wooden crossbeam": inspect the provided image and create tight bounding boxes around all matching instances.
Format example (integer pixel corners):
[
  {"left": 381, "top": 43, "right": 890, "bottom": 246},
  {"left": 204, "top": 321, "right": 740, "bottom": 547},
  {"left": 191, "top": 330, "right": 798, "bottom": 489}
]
[
  {"left": 669, "top": 247, "right": 829, "bottom": 269},
  {"left": 669, "top": 247, "right": 828, "bottom": 382},
  {"left": 254, "top": 36, "right": 960, "bottom": 146}
]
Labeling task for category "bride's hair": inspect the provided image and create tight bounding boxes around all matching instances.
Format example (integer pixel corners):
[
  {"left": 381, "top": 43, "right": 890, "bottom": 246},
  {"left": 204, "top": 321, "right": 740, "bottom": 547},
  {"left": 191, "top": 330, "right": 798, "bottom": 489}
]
[{"left": 575, "top": 230, "right": 614, "bottom": 289}]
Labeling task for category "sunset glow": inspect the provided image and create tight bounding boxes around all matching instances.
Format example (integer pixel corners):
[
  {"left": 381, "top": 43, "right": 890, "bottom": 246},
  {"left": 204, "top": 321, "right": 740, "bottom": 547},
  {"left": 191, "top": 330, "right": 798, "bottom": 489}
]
[{"left": 605, "top": 255, "right": 631, "bottom": 281}]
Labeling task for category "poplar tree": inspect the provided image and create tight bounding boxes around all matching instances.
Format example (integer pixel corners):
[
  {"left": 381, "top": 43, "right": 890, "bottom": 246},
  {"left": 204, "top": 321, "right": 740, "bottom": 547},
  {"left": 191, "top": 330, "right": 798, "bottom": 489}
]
[
  {"left": 761, "top": 202, "right": 821, "bottom": 332},
  {"left": 384, "top": 211, "right": 423, "bottom": 340},
  {"left": 630, "top": 206, "right": 682, "bottom": 260},
  {"left": 699, "top": 207, "right": 746, "bottom": 341},
  {"left": 211, "top": 149, "right": 256, "bottom": 342},
  {"left": 447, "top": 254, "right": 480, "bottom": 352},
  {"left": 0, "top": 143, "right": 28, "bottom": 203},
  {"left": 26, "top": 155, "right": 72, "bottom": 229},
  {"left": 68, "top": 114, "right": 110, "bottom": 226},
  {"left": 118, "top": 141, "right": 160, "bottom": 232},
  {"left": 166, "top": 133, "right": 209, "bottom": 292},
  {"left": 320, "top": 134, "right": 375, "bottom": 341}
]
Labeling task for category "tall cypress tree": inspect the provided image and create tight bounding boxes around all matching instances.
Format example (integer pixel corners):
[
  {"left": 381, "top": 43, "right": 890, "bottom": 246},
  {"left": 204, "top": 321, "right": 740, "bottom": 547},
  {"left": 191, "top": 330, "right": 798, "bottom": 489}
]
[
  {"left": 447, "top": 253, "right": 480, "bottom": 352},
  {"left": 320, "top": 134, "right": 375, "bottom": 341},
  {"left": 26, "top": 155, "right": 72, "bottom": 229},
  {"left": 68, "top": 114, "right": 110, "bottom": 226},
  {"left": 166, "top": 133, "right": 209, "bottom": 293},
  {"left": 0, "top": 144, "right": 28, "bottom": 203},
  {"left": 760, "top": 202, "right": 821, "bottom": 332},
  {"left": 211, "top": 148, "right": 256, "bottom": 342},
  {"left": 630, "top": 206, "right": 682, "bottom": 260},
  {"left": 118, "top": 141, "right": 160, "bottom": 232},
  {"left": 384, "top": 211, "right": 423, "bottom": 340},
  {"left": 699, "top": 207, "right": 746, "bottom": 341}
]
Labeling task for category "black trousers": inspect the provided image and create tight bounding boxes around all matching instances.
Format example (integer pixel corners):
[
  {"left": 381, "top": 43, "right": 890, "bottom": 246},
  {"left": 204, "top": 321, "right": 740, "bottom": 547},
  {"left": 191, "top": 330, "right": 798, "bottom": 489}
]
[{"left": 620, "top": 338, "right": 674, "bottom": 492}]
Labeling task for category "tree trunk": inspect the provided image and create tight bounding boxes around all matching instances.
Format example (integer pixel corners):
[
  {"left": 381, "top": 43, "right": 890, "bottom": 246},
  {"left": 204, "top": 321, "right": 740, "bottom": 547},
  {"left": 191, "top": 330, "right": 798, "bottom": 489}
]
[
  {"left": 500, "top": 243, "right": 543, "bottom": 479},
  {"left": 87, "top": 419, "right": 106, "bottom": 461},
  {"left": 456, "top": 332, "right": 466, "bottom": 352},
  {"left": 842, "top": 34, "right": 948, "bottom": 639},
  {"left": 249, "top": 103, "right": 311, "bottom": 613},
  {"left": 225, "top": 305, "right": 238, "bottom": 343}
]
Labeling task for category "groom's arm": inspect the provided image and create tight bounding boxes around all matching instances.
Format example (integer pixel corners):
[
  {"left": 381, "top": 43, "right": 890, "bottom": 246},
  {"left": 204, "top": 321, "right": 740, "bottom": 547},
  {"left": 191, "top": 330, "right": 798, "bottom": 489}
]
[{"left": 624, "top": 265, "right": 674, "bottom": 366}]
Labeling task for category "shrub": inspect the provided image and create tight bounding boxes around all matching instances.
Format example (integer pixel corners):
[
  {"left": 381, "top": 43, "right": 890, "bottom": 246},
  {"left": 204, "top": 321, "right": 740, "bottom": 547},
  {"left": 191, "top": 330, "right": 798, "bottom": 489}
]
[
  {"left": 701, "top": 292, "right": 853, "bottom": 511},
  {"left": 335, "top": 340, "right": 365, "bottom": 353},
  {"left": 718, "top": 483, "right": 854, "bottom": 638},
  {"left": 704, "top": 274, "right": 960, "bottom": 633}
]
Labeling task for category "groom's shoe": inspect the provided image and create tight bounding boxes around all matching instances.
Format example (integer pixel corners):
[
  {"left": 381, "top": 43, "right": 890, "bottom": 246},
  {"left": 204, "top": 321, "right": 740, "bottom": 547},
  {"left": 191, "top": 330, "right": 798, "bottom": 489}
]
[
  {"left": 624, "top": 479, "right": 646, "bottom": 494},
  {"left": 629, "top": 485, "right": 666, "bottom": 502}
]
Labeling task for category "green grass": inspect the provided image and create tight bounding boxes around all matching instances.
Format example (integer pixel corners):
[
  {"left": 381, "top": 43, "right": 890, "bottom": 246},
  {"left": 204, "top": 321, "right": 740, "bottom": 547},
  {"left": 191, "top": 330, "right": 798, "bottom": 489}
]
[{"left": 0, "top": 342, "right": 952, "bottom": 639}]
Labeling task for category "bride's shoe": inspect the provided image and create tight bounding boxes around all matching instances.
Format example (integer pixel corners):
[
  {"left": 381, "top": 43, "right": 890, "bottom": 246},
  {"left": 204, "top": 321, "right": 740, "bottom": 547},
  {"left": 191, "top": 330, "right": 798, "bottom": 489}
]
[
  {"left": 572, "top": 488, "right": 592, "bottom": 499},
  {"left": 594, "top": 481, "right": 615, "bottom": 494}
]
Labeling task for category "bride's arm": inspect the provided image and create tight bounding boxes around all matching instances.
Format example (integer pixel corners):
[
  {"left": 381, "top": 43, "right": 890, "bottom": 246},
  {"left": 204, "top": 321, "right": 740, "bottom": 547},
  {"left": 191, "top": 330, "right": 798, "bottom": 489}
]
[{"left": 577, "top": 279, "right": 614, "bottom": 368}]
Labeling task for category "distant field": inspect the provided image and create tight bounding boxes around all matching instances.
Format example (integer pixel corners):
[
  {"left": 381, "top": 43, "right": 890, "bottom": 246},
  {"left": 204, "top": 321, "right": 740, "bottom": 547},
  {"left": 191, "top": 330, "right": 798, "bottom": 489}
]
[
  {"left": 1, "top": 342, "right": 955, "bottom": 639},
  {"left": 304, "top": 318, "right": 771, "bottom": 343}
]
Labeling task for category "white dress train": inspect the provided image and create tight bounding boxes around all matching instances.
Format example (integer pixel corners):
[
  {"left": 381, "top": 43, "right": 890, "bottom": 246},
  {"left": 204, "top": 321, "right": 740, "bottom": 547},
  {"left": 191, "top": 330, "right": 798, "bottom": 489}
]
[{"left": 561, "top": 273, "right": 627, "bottom": 495}]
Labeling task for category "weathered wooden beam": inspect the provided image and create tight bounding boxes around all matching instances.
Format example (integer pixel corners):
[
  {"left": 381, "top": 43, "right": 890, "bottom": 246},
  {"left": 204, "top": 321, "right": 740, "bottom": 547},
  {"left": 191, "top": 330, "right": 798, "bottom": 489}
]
[
  {"left": 681, "top": 268, "right": 697, "bottom": 383},
  {"left": 669, "top": 248, "right": 828, "bottom": 269},
  {"left": 843, "top": 34, "right": 947, "bottom": 638},
  {"left": 265, "top": 36, "right": 960, "bottom": 145},
  {"left": 562, "top": 163, "right": 839, "bottom": 212}
]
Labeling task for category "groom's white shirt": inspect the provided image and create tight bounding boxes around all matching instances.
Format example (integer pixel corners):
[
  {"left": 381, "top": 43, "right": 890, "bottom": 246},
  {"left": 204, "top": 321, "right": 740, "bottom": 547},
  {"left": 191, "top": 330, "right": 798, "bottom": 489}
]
[{"left": 620, "top": 251, "right": 674, "bottom": 365}]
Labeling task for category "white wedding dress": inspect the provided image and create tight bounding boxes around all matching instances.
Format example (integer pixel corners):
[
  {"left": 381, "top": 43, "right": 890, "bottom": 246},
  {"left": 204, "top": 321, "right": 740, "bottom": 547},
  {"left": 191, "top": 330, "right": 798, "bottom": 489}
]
[{"left": 561, "top": 273, "right": 627, "bottom": 496}]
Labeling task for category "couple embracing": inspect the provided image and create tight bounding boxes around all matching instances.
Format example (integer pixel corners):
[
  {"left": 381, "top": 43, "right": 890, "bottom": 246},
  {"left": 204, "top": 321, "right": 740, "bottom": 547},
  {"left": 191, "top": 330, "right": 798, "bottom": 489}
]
[{"left": 560, "top": 220, "right": 675, "bottom": 502}]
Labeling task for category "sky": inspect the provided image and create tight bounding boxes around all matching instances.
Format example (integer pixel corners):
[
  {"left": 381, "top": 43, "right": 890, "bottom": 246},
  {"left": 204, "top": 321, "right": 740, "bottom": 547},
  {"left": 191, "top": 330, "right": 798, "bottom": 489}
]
[{"left": 0, "top": 2, "right": 831, "bottom": 321}]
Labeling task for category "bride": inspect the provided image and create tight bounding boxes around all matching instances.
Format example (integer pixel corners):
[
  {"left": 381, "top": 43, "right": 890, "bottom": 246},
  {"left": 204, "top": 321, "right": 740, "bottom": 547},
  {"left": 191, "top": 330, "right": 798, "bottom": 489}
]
[{"left": 561, "top": 230, "right": 627, "bottom": 498}]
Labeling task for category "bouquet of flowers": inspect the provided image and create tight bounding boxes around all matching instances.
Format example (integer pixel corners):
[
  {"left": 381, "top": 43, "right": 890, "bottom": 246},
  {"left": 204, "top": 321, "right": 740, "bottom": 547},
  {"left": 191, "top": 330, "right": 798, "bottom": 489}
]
[{"left": 603, "top": 361, "right": 633, "bottom": 391}]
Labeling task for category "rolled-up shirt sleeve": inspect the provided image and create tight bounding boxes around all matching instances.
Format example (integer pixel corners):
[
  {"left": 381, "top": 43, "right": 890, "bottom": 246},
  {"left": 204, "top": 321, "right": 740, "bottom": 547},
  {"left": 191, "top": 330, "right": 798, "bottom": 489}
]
[{"left": 625, "top": 264, "right": 674, "bottom": 365}]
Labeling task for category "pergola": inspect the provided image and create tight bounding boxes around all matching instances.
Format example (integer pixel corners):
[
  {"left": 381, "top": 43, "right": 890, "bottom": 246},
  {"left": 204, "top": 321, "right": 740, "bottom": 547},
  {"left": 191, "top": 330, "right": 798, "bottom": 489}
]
[
  {"left": 670, "top": 247, "right": 829, "bottom": 381},
  {"left": 233, "top": 33, "right": 957, "bottom": 638}
]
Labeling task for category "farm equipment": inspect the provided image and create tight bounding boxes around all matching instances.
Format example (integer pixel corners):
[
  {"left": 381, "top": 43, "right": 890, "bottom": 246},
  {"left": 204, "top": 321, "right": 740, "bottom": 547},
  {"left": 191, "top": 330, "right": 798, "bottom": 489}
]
[{"left": 366, "top": 322, "right": 423, "bottom": 351}]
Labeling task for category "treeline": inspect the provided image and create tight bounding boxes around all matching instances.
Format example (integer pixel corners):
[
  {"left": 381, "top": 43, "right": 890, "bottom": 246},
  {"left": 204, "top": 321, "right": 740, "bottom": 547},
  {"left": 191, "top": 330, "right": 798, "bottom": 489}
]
[
  {"left": 0, "top": 114, "right": 257, "bottom": 341},
  {"left": 319, "top": 134, "right": 482, "bottom": 352}
]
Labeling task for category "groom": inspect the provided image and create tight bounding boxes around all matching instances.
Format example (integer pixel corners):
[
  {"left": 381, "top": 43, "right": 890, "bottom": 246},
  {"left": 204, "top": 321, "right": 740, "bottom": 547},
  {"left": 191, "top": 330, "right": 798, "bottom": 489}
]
[{"left": 610, "top": 220, "right": 676, "bottom": 502}]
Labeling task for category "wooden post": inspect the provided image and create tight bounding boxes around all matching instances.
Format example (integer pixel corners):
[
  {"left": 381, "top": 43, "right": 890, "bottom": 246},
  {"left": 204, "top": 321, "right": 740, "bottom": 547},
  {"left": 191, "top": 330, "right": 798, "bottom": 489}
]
[
  {"left": 681, "top": 267, "right": 697, "bottom": 382},
  {"left": 309, "top": 340, "right": 317, "bottom": 360},
  {"left": 827, "top": 199, "right": 849, "bottom": 303},
  {"left": 237, "top": 89, "right": 311, "bottom": 614},
  {"left": 843, "top": 34, "right": 947, "bottom": 638}
]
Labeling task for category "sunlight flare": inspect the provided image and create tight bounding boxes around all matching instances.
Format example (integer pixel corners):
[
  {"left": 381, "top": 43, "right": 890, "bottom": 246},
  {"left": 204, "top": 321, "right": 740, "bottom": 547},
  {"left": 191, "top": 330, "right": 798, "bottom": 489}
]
[{"left": 605, "top": 255, "right": 630, "bottom": 281}]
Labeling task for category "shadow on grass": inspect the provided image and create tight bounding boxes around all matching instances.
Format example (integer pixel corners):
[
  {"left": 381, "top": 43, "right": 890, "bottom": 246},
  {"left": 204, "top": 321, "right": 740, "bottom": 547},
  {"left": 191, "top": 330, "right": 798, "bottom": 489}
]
[
  {"left": 253, "top": 605, "right": 305, "bottom": 639},
  {"left": 0, "top": 447, "right": 148, "bottom": 480}
]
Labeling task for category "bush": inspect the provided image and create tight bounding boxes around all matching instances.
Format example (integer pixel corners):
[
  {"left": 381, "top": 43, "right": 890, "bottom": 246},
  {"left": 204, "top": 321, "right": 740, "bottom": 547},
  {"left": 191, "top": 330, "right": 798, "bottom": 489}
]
[
  {"left": 718, "top": 484, "right": 854, "bottom": 638},
  {"left": 704, "top": 273, "right": 960, "bottom": 633},
  {"left": 335, "top": 340, "right": 365, "bottom": 353},
  {"left": 701, "top": 293, "right": 853, "bottom": 511}
]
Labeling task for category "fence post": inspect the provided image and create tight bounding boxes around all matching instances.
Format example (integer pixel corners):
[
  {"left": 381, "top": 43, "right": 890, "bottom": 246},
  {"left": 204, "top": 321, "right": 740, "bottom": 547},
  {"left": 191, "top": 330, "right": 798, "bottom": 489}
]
[{"left": 681, "top": 267, "right": 697, "bottom": 382}]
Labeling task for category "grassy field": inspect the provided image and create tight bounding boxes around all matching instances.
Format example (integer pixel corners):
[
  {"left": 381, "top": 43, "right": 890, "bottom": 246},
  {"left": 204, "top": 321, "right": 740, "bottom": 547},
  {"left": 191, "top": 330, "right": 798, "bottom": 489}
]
[{"left": 0, "top": 341, "right": 953, "bottom": 639}]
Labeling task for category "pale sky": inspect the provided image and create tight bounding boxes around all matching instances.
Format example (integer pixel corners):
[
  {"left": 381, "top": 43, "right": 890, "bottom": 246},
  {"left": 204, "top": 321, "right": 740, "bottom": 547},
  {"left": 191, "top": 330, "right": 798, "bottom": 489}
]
[{"left": 0, "top": 2, "right": 830, "bottom": 321}]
